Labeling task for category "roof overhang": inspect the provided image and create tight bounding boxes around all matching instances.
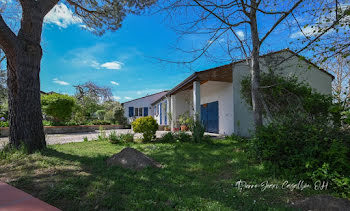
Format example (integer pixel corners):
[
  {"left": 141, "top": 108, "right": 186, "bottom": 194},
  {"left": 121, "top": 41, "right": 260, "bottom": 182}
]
[{"left": 167, "top": 64, "right": 233, "bottom": 96}]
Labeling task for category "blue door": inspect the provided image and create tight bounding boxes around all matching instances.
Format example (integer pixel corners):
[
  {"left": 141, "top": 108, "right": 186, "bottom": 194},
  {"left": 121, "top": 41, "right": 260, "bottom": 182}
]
[
  {"left": 144, "top": 107, "right": 148, "bottom": 116},
  {"left": 201, "top": 101, "right": 219, "bottom": 133}
]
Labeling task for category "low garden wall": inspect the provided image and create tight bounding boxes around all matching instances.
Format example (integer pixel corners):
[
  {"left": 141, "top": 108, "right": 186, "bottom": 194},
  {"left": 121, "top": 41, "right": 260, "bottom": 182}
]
[{"left": 0, "top": 125, "right": 124, "bottom": 137}]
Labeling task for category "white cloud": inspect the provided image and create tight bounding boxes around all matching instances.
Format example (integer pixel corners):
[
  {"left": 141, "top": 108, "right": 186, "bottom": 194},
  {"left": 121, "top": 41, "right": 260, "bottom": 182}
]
[
  {"left": 113, "top": 96, "right": 121, "bottom": 101},
  {"left": 124, "top": 96, "right": 133, "bottom": 100},
  {"left": 110, "top": 81, "right": 119, "bottom": 86},
  {"left": 90, "top": 60, "right": 101, "bottom": 69},
  {"left": 44, "top": 3, "right": 82, "bottom": 28},
  {"left": 236, "top": 30, "right": 245, "bottom": 39},
  {"left": 101, "top": 61, "right": 123, "bottom": 70},
  {"left": 53, "top": 78, "right": 70, "bottom": 86}
]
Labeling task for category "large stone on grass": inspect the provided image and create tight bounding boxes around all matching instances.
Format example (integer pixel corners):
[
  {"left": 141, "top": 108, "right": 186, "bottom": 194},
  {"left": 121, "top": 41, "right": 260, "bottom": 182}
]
[
  {"left": 292, "top": 195, "right": 350, "bottom": 211},
  {"left": 106, "top": 147, "right": 162, "bottom": 170}
]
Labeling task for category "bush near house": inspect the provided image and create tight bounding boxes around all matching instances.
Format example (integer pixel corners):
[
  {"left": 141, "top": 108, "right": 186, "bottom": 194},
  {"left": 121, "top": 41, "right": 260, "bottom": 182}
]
[
  {"left": 132, "top": 116, "right": 158, "bottom": 142},
  {"left": 41, "top": 93, "right": 76, "bottom": 123},
  {"left": 242, "top": 72, "right": 350, "bottom": 198}
]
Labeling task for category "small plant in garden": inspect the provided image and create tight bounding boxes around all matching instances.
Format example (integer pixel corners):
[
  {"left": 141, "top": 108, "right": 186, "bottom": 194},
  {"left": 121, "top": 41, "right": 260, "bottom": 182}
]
[
  {"left": 132, "top": 116, "right": 158, "bottom": 142},
  {"left": 161, "top": 132, "right": 174, "bottom": 142},
  {"left": 108, "top": 131, "right": 119, "bottom": 144},
  {"left": 83, "top": 136, "right": 88, "bottom": 142},
  {"left": 119, "top": 133, "right": 134, "bottom": 143},
  {"left": 174, "top": 131, "right": 192, "bottom": 142},
  {"left": 188, "top": 115, "right": 205, "bottom": 143},
  {"left": 97, "top": 126, "right": 107, "bottom": 141}
]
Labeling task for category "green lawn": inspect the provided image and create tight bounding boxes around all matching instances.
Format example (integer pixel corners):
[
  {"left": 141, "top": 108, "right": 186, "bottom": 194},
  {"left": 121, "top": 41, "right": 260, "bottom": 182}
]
[{"left": 0, "top": 139, "right": 314, "bottom": 210}]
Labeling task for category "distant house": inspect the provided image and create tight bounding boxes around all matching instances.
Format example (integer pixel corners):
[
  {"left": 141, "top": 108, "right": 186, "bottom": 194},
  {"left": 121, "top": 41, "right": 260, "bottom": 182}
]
[
  {"left": 122, "top": 91, "right": 168, "bottom": 124},
  {"left": 124, "top": 49, "right": 333, "bottom": 136}
]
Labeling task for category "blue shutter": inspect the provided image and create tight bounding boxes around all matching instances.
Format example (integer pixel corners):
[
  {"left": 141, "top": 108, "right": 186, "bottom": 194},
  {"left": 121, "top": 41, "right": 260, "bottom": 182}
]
[
  {"left": 164, "top": 101, "right": 167, "bottom": 125},
  {"left": 129, "top": 107, "right": 134, "bottom": 117},
  {"left": 159, "top": 103, "right": 162, "bottom": 125},
  {"left": 144, "top": 107, "right": 148, "bottom": 116}
]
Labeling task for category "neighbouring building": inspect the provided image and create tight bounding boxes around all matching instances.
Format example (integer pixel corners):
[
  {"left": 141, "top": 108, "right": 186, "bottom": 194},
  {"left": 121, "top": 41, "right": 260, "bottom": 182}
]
[
  {"left": 123, "top": 49, "right": 334, "bottom": 136},
  {"left": 122, "top": 91, "right": 168, "bottom": 124}
]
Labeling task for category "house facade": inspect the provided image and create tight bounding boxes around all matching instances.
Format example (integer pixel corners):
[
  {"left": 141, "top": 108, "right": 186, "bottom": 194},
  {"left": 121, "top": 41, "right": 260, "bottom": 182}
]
[
  {"left": 124, "top": 49, "right": 333, "bottom": 136},
  {"left": 122, "top": 91, "right": 168, "bottom": 124}
]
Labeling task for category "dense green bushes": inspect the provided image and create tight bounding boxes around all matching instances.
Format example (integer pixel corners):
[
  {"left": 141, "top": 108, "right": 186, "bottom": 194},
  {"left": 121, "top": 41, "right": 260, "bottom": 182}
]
[
  {"left": 41, "top": 93, "right": 76, "bottom": 123},
  {"left": 132, "top": 116, "right": 158, "bottom": 141},
  {"left": 242, "top": 72, "right": 350, "bottom": 198}
]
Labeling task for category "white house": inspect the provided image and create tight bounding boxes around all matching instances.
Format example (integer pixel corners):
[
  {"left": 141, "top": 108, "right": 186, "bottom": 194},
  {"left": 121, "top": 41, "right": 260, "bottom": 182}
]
[
  {"left": 122, "top": 91, "right": 168, "bottom": 124},
  {"left": 124, "top": 49, "right": 333, "bottom": 136}
]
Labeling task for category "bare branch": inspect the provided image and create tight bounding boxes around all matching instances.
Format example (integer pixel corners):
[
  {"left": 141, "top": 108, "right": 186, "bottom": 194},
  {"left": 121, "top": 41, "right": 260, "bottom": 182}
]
[{"left": 260, "top": 0, "right": 304, "bottom": 44}]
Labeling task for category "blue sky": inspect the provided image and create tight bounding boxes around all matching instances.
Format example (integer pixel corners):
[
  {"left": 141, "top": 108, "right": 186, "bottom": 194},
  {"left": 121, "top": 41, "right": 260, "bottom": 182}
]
[{"left": 11, "top": 2, "right": 323, "bottom": 102}]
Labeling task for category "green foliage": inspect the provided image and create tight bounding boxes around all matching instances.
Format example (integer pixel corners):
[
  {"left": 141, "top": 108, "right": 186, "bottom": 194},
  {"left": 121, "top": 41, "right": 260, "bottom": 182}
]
[
  {"left": 174, "top": 132, "right": 192, "bottom": 142},
  {"left": 83, "top": 137, "right": 88, "bottom": 142},
  {"left": 97, "top": 126, "right": 107, "bottom": 141},
  {"left": 132, "top": 116, "right": 158, "bottom": 142},
  {"left": 252, "top": 117, "right": 350, "bottom": 197},
  {"left": 0, "top": 121, "right": 8, "bottom": 127},
  {"left": 120, "top": 133, "right": 134, "bottom": 143},
  {"left": 178, "top": 111, "right": 191, "bottom": 126},
  {"left": 89, "top": 119, "right": 111, "bottom": 125},
  {"left": 108, "top": 131, "right": 118, "bottom": 144},
  {"left": 96, "top": 110, "right": 106, "bottom": 120},
  {"left": 241, "top": 71, "right": 334, "bottom": 121},
  {"left": 160, "top": 132, "right": 175, "bottom": 142},
  {"left": 41, "top": 93, "right": 76, "bottom": 123},
  {"left": 244, "top": 72, "right": 350, "bottom": 197},
  {"left": 188, "top": 115, "right": 205, "bottom": 143},
  {"left": 109, "top": 132, "right": 134, "bottom": 144}
]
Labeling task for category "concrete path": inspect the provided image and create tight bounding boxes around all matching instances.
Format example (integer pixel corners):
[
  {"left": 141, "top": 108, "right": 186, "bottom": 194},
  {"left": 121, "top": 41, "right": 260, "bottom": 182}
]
[{"left": 0, "top": 182, "right": 60, "bottom": 211}]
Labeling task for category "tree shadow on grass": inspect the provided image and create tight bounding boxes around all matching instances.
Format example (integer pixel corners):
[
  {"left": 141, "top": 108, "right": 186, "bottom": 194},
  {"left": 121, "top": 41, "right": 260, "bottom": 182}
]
[{"left": 3, "top": 142, "right": 296, "bottom": 210}]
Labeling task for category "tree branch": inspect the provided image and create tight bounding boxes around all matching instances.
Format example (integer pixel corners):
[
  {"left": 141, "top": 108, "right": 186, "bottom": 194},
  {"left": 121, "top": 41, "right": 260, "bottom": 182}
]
[
  {"left": 39, "top": 0, "right": 60, "bottom": 15},
  {"left": 260, "top": 0, "right": 304, "bottom": 44},
  {"left": 0, "top": 14, "right": 17, "bottom": 55}
]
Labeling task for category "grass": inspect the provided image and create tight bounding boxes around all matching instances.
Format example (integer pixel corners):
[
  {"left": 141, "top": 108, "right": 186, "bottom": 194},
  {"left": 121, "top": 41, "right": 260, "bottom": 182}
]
[{"left": 0, "top": 138, "right": 319, "bottom": 210}]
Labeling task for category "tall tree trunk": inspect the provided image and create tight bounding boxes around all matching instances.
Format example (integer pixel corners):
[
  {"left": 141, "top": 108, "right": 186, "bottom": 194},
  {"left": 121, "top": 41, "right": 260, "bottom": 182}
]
[
  {"left": 6, "top": 4, "right": 46, "bottom": 152},
  {"left": 250, "top": 1, "right": 263, "bottom": 128},
  {"left": 7, "top": 44, "right": 46, "bottom": 152}
]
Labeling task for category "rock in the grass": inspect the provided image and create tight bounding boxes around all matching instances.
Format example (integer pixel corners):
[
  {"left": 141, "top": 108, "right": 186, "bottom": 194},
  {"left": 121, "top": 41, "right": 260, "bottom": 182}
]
[
  {"left": 106, "top": 147, "right": 162, "bottom": 170},
  {"left": 292, "top": 195, "right": 350, "bottom": 211}
]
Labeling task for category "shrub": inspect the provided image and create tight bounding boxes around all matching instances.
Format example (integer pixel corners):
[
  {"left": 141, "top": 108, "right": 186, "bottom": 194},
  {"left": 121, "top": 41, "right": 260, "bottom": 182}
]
[
  {"left": 96, "top": 110, "right": 106, "bottom": 120},
  {"left": 41, "top": 93, "right": 76, "bottom": 123},
  {"left": 174, "top": 132, "right": 192, "bottom": 142},
  {"left": 188, "top": 116, "right": 205, "bottom": 143},
  {"left": 97, "top": 126, "right": 107, "bottom": 141},
  {"left": 83, "top": 136, "right": 88, "bottom": 142},
  {"left": 108, "top": 131, "right": 118, "bottom": 144},
  {"left": 109, "top": 133, "right": 134, "bottom": 144},
  {"left": 90, "top": 120, "right": 111, "bottom": 125},
  {"left": 252, "top": 117, "right": 350, "bottom": 197},
  {"left": 120, "top": 133, "right": 134, "bottom": 143},
  {"left": 132, "top": 116, "right": 158, "bottom": 142},
  {"left": 161, "top": 132, "right": 175, "bottom": 142}
]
